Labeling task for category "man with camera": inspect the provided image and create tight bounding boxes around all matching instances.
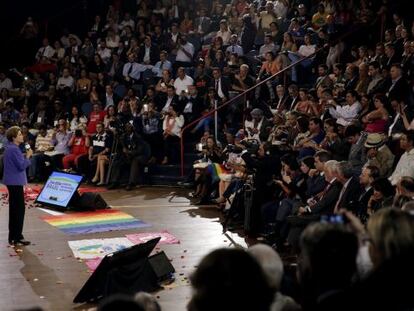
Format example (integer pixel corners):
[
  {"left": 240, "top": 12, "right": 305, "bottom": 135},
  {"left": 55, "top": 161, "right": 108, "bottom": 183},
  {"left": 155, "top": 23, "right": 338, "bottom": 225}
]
[
  {"left": 107, "top": 122, "right": 151, "bottom": 190},
  {"left": 237, "top": 141, "right": 281, "bottom": 234}
]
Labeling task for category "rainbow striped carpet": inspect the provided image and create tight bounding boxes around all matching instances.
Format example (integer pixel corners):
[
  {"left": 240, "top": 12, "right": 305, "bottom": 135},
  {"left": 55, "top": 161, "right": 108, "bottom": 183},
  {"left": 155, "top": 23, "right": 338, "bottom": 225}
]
[{"left": 41, "top": 209, "right": 151, "bottom": 235}]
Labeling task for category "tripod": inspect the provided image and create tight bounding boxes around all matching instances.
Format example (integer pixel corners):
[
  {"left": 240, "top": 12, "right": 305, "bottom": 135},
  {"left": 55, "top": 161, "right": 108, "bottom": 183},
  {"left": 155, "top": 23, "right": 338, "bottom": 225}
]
[{"left": 105, "top": 129, "right": 121, "bottom": 185}]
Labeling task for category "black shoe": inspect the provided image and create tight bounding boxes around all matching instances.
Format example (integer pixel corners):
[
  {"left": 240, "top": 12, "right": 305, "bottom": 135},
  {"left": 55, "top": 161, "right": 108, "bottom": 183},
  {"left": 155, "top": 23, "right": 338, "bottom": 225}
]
[
  {"left": 107, "top": 183, "right": 119, "bottom": 190},
  {"left": 12, "top": 240, "right": 31, "bottom": 246}
]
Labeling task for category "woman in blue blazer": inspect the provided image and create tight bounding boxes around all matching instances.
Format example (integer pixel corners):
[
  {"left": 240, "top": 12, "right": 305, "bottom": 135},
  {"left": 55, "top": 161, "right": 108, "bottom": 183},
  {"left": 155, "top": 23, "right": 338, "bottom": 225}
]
[{"left": 2, "top": 126, "right": 33, "bottom": 246}]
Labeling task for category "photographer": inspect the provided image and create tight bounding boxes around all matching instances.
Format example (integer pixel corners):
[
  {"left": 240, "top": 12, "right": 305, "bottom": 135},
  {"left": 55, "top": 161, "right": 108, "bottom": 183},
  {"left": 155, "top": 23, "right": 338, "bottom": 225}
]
[
  {"left": 107, "top": 123, "right": 151, "bottom": 190},
  {"left": 239, "top": 141, "right": 281, "bottom": 234}
]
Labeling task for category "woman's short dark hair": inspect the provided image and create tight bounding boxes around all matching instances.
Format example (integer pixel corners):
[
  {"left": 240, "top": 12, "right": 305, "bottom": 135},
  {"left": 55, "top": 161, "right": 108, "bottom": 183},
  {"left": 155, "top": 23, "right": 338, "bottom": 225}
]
[
  {"left": 297, "top": 116, "right": 309, "bottom": 133},
  {"left": 6, "top": 126, "right": 21, "bottom": 142},
  {"left": 281, "top": 153, "right": 300, "bottom": 171},
  {"left": 372, "top": 177, "right": 396, "bottom": 198},
  {"left": 301, "top": 156, "right": 315, "bottom": 170}
]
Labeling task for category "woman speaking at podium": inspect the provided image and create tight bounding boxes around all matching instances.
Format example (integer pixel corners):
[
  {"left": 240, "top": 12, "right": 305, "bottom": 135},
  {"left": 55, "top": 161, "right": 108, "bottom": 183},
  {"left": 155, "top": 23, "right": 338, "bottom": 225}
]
[{"left": 2, "top": 126, "right": 33, "bottom": 246}]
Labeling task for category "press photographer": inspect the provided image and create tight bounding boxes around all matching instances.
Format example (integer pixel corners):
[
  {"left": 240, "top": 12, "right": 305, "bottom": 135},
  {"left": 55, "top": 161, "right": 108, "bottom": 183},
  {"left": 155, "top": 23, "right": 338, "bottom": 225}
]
[
  {"left": 107, "top": 122, "right": 151, "bottom": 190},
  {"left": 227, "top": 140, "right": 280, "bottom": 234}
]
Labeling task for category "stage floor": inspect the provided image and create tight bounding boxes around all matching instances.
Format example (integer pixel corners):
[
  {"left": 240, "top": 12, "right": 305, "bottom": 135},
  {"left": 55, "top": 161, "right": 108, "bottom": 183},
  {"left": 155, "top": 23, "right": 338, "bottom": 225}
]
[{"left": 0, "top": 186, "right": 250, "bottom": 311}]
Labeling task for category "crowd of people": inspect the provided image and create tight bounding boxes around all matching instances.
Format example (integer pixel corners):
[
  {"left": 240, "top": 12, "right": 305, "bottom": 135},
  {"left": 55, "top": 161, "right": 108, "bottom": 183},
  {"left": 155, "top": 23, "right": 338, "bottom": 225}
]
[{"left": 2, "top": 0, "right": 414, "bottom": 309}]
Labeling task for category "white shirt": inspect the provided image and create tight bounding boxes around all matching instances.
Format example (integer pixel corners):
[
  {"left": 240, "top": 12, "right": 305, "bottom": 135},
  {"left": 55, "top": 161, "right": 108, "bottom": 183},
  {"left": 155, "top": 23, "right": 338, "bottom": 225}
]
[
  {"left": 388, "top": 113, "right": 401, "bottom": 137},
  {"left": 173, "top": 75, "right": 194, "bottom": 95},
  {"left": 329, "top": 101, "right": 361, "bottom": 126},
  {"left": 298, "top": 44, "right": 316, "bottom": 57},
  {"left": 36, "top": 45, "right": 55, "bottom": 60},
  {"left": 389, "top": 148, "right": 414, "bottom": 185},
  {"left": 274, "top": 0, "right": 288, "bottom": 18},
  {"left": 171, "top": 32, "right": 179, "bottom": 43},
  {"left": 106, "top": 35, "right": 120, "bottom": 49},
  {"left": 259, "top": 43, "right": 277, "bottom": 57},
  {"left": 119, "top": 19, "right": 135, "bottom": 31},
  {"left": 162, "top": 97, "right": 174, "bottom": 113},
  {"left": 0, "top": 78, "right": 12, "bottom": 90},
  {"left": 334, "top": 177, "right": 352, "bottom": 213},
  {"left": 144, "top": 46, "right": 151, "bottom": 63},
  {"left": 176, "top": 42, "right": 194, "bottom": 62},
  {"left": 214, "top": 79, "right": 225, "bottom": 99},
  {"left": 57, "top": 76, "right": 75, "bottom": 90},
  {"left": 97, "top": 47, "right": 112, "bottom": 63},
  {"left": 216, "top": 30, "right": 232, "bottom": 45},
  {"left": 163, "top": 115, "right": 185, "bottom": 137}
]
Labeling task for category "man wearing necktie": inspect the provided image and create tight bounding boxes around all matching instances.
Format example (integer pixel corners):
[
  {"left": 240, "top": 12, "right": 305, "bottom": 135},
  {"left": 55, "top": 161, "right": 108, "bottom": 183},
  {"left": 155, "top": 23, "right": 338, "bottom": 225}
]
[
  {"left": 333, "top": 161, "right": 361, "bottom": 214},
  {"left": 356, "top": 165, "right": 379, "bottom": 223},
  {"left": 151, "top": 51, "right": 172, "bottom": 78},
  {"left": 210, "top": 68, "right": 228, "bottom": 101},
  {"left": 122, "top": 53, "right": 146, "bottom": 88},
  {"left": 286, "top": 160, "right": 342, "bottom": 250}
]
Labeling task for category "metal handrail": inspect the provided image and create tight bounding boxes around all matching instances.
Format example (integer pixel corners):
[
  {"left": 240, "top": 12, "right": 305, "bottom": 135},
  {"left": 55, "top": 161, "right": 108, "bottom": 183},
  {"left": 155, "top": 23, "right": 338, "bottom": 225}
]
[
  {"left": 178, "top": 19, "right": 381, "bottom": 176},
  {"left": 179, "top": 50, "right": 316, "bottom": 175}
]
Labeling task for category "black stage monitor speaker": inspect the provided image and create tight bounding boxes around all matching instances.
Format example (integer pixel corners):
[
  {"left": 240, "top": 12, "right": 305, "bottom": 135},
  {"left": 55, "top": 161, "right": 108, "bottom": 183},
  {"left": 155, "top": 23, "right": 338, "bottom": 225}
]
[
  {"left": 148, "top": 251, "right": 175, "bottom": 282},
  {"left": 76, "top": 192, "right": 108, "bottom": 210},
  {"left": 73, "top": 237, "right": 171, "bottom": 303}
]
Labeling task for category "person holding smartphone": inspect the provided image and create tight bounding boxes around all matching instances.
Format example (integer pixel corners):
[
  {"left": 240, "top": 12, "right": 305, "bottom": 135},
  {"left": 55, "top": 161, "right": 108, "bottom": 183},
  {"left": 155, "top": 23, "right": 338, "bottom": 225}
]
[{"left": 2, "top": 126, "right": 33, "bottom": 246}]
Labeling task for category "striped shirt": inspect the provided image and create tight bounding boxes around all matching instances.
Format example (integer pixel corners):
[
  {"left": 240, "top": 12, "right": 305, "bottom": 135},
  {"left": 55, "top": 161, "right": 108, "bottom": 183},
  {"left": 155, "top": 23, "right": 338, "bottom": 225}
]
[{"left": 35, "top": 134, "right": 53, "bottom": 152}]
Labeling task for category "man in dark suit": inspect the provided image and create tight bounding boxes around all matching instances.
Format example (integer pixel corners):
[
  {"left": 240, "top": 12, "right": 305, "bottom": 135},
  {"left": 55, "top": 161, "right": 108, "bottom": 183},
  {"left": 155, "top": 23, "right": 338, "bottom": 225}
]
[
  {"left": 182, "top": 85, "right": 205, "bottom": 123},
  {"left": 344, "top": 124, "right": 367, "bottom": 176},
  {"left": 273, "top": 84, "right": 290, "bottom": 113},
  {"left": 165, "top": 23, "right": 181, "bottom": 53},
  {"left": 138, "top": 35, "right": 160, "bottom": 65},
  {"left": 384, "top": 44, "right": 401, "bottom": 68},
  {"left": 152, "top": 25, "right": 167, "bottom": 51},
  {"left": 314, "top": 64, "right": 334, "bottom": 90},
  {"left": 387, "top": 64, "right": 410, "bottom": 102},
  {"left": 357, "top": 165, "right": 380, "bottom": 222},
  {"left": 106, "top": 53, "right": 124, "bottom": 83},
  {"left": 305, "top": 150, "right": 331, "bottom": 198},
  {"left": 194, "top": 8, "right": 212, "bottom": 35},
  {"left": 158, "top": 85, "right": 184, "bottom": 114},
  {"left": 209, "top": 67, "right": 231, "bottom": 102},
  {"left": 102, "top": 84, "right": 121, "bottom": 109},
  {"left": 372, "top": 43, "right": 387, "bottom": 69},
  {"left": 367, "top": 61, "right": 387, "bottom": 96},
  {"left": 333, "top": 161, "right": 361, "bottom": 213},
  {"left": 286, "top": 84, "right": 300, "bottom": 112},
  {"left": 344, "top": 63, "right": 359, "bottom": 92},
  {"left": 388, "top": 97, "right": 413, "bottom": 139},
  {"left": 286, "top": 160, "right": 342, "bottom": 250}
]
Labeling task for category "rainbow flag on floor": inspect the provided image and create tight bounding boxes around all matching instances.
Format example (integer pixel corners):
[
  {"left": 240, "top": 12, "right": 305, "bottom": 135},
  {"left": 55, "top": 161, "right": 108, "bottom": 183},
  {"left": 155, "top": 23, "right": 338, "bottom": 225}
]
[
  {"left": 206, "top": 163, "right": 228, "bottom": 183},
  {"left": 41, "top": 209, "right": 151, "bottom": 235}
]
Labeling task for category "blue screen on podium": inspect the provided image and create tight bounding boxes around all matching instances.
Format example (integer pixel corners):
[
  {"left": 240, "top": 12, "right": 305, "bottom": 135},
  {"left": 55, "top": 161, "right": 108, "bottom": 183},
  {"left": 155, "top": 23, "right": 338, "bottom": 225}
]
[{"left": 36, "top": 171, "right": 83, "bottom": 208}]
